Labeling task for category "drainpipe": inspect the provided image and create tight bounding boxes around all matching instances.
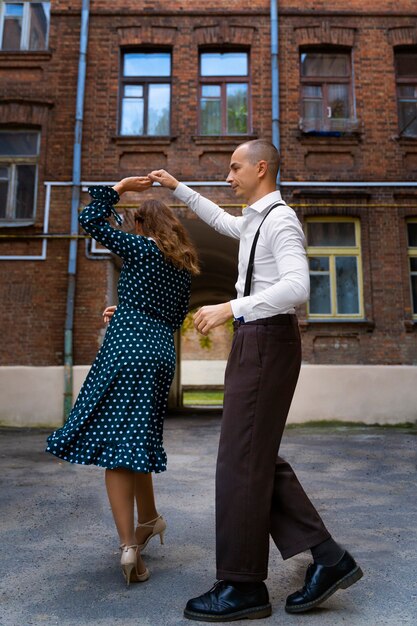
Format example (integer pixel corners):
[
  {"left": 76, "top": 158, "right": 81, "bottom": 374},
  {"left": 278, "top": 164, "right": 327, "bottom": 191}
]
[
  {"left": 64, "top": 0, "right": 90, "bottom": 420},
  {"left": 270, "top": 0, "right": 280, "bottom": 186}
]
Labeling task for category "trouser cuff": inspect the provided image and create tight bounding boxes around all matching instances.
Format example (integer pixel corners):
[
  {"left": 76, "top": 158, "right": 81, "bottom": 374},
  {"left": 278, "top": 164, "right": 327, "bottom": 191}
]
[
  {"left": 216, "top": 568, "right": 268, "bottom": 583},
  {"left": 280, "top": 530, "right": 332, "bottom": 561}
]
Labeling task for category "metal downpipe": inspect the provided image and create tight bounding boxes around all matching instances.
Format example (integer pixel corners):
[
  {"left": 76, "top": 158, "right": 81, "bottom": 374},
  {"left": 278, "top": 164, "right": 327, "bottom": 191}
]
[
  {"left": 270, "top": 0, "right": 280, "bottom": 186},
  {"left": 64, "top": 0, "right": 90, "bottom": 420}
]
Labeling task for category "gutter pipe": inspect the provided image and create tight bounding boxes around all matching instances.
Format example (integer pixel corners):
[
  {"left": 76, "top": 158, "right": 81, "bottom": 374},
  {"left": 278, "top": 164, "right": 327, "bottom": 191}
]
[
  {"left": 63, "top": 0, "right": 90, "bottom": 421},
  {"left": 270, "top": 0, "right": 280, "bottom": 186}
]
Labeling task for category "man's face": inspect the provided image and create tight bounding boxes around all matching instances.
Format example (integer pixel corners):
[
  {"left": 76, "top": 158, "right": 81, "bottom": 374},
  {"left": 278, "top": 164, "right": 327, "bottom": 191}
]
[{"left": 226, "top": 146, "right": 261, "bottom": 202}]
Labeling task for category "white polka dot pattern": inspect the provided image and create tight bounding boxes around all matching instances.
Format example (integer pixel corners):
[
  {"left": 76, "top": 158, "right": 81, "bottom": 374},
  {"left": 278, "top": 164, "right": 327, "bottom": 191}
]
[{"left": 46, "top": 186, "right": 192, "bottom": 473}]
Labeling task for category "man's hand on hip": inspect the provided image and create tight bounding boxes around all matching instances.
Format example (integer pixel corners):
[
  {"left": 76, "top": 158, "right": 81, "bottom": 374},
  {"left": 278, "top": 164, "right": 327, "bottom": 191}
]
[
  {"left": 193, "top": 303, "right": 233, "bottom": 336},
  {"left": 148, "top": 169, "right": 179, "bottom": 190}
]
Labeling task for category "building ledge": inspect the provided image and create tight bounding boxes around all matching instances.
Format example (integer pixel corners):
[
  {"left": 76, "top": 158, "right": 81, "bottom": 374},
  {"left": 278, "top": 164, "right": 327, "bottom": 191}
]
[
  {"left": 297, "top": 131, "right": 362, "bottom": 145},
  {"left": 393, "top": 135, "right": 417, "bottom": 144},
  {"left": 292, "top": 188, "right": 371, "bottom": 199},
  {"left": 299, "top": 318, "right": 375, "bottom": 332},
  {"left": 0, "top": 220, "right": 35, "bottom": 228},
  {"left": 111, "top": 135, "right": 177, "bottom": 146},
  {"left": 404, "top": 320, "right": 417, "bottom": 333},
  {"left": 192, "top": 134, "right": 258, "bottom": 145},
  {"left": 0, "top": 50, "right": 52, "bottom": 63}
]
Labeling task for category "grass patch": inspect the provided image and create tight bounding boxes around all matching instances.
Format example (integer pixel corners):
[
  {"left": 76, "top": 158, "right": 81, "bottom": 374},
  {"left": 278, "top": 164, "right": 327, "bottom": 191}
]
[{"left": 183, "top": 390, "right": 224, "bottom": 406}]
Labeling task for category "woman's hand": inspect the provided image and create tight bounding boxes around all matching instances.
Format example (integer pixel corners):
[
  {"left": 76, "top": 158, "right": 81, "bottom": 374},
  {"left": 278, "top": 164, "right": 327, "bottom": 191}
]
[
  {"left": 113, "top": 176, "right": 152, "bottom": 196},
  {"left": 148, "top": 170, "right": 179, "bottom": 190},
  {"left": 103, "top": 305, "right": 117, "bottom": 324}
]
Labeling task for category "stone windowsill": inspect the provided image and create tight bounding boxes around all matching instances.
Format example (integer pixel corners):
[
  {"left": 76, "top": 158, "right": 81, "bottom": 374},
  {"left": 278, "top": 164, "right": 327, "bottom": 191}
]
[
  {"left": 111, "top": 135, "right": 177, "bottom": 146},
  {"left": 0, "top": 220, "right": 35, "bottom": 228},
  {"left": 0, "top": 50, "right": 52, "bottom": 63},
  {"left": 299, "top": 318, "right": 375, "bottom": 332},
  {"left": 192, "top": 134, "right": 258, "bottom": 145},
  {"left": 393, "top": 135, "right": 417, "bottom": 144},
  {"left": 297, "top": 131, "right": 362, "bottom": 145},
  {"left": 404, "top": 319, "right": 417, "bottom": 332}
]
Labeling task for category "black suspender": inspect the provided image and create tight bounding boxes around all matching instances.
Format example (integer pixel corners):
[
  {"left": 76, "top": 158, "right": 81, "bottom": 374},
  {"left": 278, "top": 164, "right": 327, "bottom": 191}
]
[{"left": 243, "top": 201, "right": 285, "bottom": 298}]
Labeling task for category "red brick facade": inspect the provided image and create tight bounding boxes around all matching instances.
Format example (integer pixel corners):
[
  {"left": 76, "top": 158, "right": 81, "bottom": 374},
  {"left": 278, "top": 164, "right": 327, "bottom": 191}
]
[{"left": 0, "top": 1, "right": 416, "bottom": 367}]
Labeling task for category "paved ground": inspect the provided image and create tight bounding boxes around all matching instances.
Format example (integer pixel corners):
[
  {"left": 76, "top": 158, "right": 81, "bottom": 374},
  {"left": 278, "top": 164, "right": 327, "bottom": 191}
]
[{"left": 0, "top": 417, "right": 416, "bottom": 626}]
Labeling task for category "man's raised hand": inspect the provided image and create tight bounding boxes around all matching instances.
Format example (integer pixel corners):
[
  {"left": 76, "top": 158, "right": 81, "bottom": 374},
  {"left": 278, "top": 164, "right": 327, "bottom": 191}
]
[{"left": 148, "top": 169, "right": 179, "bottom": 190}]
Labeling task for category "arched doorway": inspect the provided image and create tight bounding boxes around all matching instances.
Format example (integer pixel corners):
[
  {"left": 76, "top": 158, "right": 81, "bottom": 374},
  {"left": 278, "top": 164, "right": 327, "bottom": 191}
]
[{"left": 170, "top": 217, "right": 239, "bottom": 409}]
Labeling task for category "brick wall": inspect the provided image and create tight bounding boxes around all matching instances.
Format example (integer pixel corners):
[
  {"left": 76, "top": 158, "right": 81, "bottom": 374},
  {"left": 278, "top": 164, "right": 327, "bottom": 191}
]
[{"left": 0, "top": 0, "right": 416, "bottom": 367}]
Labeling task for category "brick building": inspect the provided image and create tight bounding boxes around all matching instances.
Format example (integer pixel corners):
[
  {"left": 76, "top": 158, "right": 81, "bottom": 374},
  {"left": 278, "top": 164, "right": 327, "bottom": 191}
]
[{"left": 0, "top": 0, "right": 416, "bottom": 424}]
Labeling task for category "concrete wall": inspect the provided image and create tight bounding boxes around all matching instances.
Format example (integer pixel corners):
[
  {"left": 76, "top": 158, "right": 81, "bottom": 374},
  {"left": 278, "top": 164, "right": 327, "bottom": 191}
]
[{"left": 1, "top": 364, "right": 416, "bottom": 428}]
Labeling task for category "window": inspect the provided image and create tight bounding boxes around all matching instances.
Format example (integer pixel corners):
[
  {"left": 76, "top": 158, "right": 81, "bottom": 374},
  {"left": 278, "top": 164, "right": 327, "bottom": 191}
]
[
  {"left": 120, "top": 51, "right": 171, "bottom": 136},
  {"left": 0, "top": 2, "right": 50, "bottom": 51},
  {"left": 199, "top": 51, "right": 250, "bottom": 135},
  {"left": 0, "top": 131, "right": 39, "bottom": 224},
  {"left": 306, "top": 218, "right": 363, "bottom": 318},
  {"left": 300, "top": 49, "right": 357, "bottom": 133},
  {"left": 395, "top": 49, "right": 417, "bottom": 138},
  {"left": 407, "top": 220, "right": 417, "bottom": 317}
]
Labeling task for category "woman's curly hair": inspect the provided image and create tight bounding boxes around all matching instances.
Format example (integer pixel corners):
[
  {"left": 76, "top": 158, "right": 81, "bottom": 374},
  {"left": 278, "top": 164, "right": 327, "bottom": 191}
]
[{"left": 134, "top": 200, "right": 200, "bottom": 276}]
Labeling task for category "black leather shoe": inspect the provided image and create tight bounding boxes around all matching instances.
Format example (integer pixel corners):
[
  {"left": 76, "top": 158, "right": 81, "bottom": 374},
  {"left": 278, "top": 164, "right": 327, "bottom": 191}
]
[
  {"left": 285, "top": 551, "right": 363, "bottom": 613},
  {"left": 184, "top": 580, "right": 272, "bottom": 622}
]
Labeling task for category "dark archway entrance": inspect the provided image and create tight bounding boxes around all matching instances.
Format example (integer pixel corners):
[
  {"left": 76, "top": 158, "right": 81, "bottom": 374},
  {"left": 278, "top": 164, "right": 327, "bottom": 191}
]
[{"left": 169, "top": 217, "right": 238, "bottom": 408}]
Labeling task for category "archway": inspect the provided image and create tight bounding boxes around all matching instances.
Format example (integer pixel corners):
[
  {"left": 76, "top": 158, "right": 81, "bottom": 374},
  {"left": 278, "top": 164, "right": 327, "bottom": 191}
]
[{"left": 170, "top": 217, "right": 239, "bottom": 409}]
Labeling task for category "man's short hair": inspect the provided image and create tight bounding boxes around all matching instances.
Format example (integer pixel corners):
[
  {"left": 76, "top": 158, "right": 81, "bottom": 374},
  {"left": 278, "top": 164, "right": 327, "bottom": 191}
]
[{"left": 239, "top": 139, "right": 280, "bottom": 179}]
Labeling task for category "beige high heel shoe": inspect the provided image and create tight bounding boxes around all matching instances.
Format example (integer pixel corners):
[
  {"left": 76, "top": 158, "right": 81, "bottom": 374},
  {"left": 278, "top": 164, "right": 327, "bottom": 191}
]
[
  {"left": 119, "top": 544, "right": 150, "bottom": 586},
  {"left": 135, "top": 514, "right": 167, "bottom": 551}
]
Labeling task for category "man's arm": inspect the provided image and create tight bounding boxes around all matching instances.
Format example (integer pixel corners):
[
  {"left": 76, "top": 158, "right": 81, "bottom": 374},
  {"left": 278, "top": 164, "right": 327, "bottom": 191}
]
[{"left": 148, "top": 170, "right": 242, "bottom": 240}]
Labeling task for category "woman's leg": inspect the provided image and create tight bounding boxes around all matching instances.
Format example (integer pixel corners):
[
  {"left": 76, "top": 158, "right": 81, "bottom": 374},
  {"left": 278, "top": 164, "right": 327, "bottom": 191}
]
[
  {"left": 105, "top": 468, "right": 146, "bottom": 573},
  {"left": 135, "top": 472, "right": 158, "bottom": 522},
  {"left": 134, "top": 472, "right": 160, "bottom": 545}
]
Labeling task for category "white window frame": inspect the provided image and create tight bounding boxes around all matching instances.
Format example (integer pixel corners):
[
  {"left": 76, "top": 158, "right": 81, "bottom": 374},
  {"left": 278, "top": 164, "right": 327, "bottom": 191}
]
[
  {"left": 0, "top": 1, "right": 50, "bottom": 51},
  {"left": 306, "top": 217, "right": 364, "bottom": 319},
  {"left": 0, "top": 130, "right": 40, "bottom": 225},
  {"left": 407, "top": 218, "right": 417, "bottom": 319}
]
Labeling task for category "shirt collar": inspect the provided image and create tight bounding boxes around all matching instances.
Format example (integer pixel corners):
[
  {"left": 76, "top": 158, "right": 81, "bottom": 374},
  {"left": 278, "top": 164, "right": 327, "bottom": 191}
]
[{"left": 243, "top": 190, "right": 284, "bottom": 215}]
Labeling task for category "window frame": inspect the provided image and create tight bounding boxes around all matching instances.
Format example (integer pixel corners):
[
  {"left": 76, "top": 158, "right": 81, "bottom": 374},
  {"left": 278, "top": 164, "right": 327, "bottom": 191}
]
[
  {"left": 0, "top": 129, "right": 40, "bottom": 225},
  {"left": 305, "top": 216, "right": 364, "bottom": 319},
  {"left": 394, "top": 48, "right": 417, "bottom": 138},
  {"left": 0, "top": 1, "right": 50, "bottom": 52},
  {"left": 118, "top": 48, "right": 172, "bottom": 137},
  {"left": 407, "top": 218, "right": 417, "bottom": 319},
  {"left": 198, "top": 48, "right": 251, "bottom": 136},
  {"left": 299, "top": 47, "right": 355, "bottom": 132}
]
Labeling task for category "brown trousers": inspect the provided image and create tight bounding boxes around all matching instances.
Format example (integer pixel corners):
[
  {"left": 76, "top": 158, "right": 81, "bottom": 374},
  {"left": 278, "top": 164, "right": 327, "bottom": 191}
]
[{"left": 216, "top": 315, "right": 330, "bottom": 582}]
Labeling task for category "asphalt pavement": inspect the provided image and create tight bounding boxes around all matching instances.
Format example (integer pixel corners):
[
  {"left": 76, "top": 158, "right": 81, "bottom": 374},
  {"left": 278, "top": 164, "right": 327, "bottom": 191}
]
[{"left": 0, "top": 417, "right": 416, "bottom": 626}]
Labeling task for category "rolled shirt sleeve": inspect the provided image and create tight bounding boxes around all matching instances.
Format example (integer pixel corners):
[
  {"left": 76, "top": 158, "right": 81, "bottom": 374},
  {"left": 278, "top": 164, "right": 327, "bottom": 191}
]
[
  {"left": 173, "top": 183, "right": 310, "bottom": 322},
  {"left": 173, "top": 183, "right": 242, "bottom": 240}
]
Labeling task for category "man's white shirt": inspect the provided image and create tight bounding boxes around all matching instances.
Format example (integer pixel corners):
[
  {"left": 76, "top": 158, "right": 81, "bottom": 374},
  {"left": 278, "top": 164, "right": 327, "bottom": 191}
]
[{"left": 173, "top": 183, "right": 310, "bottom": 322}]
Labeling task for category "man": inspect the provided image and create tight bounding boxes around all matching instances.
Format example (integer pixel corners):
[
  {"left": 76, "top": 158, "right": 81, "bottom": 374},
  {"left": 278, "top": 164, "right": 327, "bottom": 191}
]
[{"left": 149, "top": 139, "right": 362, "bottom": 621}]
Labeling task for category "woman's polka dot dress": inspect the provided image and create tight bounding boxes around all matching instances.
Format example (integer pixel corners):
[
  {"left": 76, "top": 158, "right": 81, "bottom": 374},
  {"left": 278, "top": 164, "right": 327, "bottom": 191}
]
[{"left": 46, "top": 186, "right": 191, "bottom": 473}]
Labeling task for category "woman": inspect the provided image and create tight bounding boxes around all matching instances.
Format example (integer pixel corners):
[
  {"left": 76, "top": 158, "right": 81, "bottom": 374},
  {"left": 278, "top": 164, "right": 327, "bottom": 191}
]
[{"left": 46, "top": 176, "right": 199, "bottom": 585}]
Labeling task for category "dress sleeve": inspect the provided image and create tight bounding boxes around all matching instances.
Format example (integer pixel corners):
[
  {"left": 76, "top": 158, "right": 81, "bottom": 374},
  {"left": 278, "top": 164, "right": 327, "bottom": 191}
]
[
  {"left": 79, "top": 186, "right": 150, "bottom": 262},
  {"left": 172, "top": 272, "right": 192, "bottom": 332}
]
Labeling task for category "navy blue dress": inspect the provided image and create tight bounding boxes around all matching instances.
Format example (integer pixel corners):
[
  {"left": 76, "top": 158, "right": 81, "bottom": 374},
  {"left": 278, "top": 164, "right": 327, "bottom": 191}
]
[{"left": 46, "top": 186, "right": 191, "bottom": 473}]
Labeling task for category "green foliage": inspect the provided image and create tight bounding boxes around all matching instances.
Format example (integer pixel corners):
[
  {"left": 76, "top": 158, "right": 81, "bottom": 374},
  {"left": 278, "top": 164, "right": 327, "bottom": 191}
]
[
  {"left": 181, "top": 310, "right": 213, "bottom": 350},
  {"left": 198, "top": 334, "right": 212, "bottom": 350}
]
